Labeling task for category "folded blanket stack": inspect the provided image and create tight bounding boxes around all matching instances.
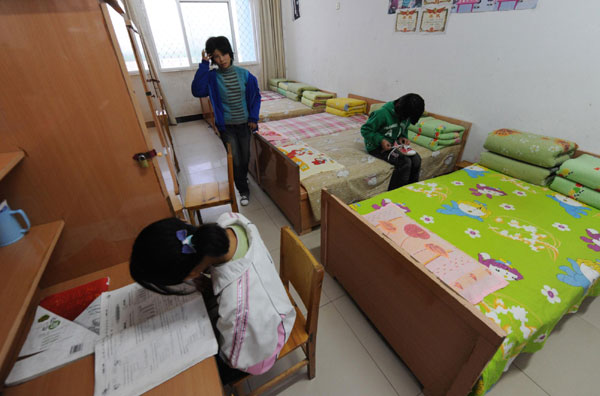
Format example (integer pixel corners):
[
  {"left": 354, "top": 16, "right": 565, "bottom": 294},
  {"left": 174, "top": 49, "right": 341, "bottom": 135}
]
[
  {"left": 550, "top": 154, "right": 600, "bottom": 209},
  {"left": 301, "top": 90, "right": 335, "bottom": 109},
  {"left": 269, "top": 78, "right": 290, "bottom": 92},
  {"left": 407, "top": 116, "right": 465, "bottom": 151},
  {"left": 276, "top": 81, "right": 318, "bottom": 102},
  {"left": 325, "top": 97, "right": 367, "bottom": 117},
  {"left": 479, "top": 129, "right": 578, "bottom": 186}
]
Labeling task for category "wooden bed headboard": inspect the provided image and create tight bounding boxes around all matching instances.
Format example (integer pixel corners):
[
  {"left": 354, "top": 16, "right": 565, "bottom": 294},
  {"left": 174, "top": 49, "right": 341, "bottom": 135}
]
[{"left": 348, "top": 93, "right": 385, "bottom": 113}]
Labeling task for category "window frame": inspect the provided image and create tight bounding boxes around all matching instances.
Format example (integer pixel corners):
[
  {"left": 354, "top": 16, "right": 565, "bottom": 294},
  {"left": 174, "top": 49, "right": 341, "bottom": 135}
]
[{"left": 144, "top": 0, "right": 259, "bottom": 73}]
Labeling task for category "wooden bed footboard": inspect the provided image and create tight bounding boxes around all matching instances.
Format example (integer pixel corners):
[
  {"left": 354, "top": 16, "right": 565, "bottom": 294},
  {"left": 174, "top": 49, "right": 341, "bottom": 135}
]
[{"left": 320, "top": 189, "right": 506, "bottom": 396}]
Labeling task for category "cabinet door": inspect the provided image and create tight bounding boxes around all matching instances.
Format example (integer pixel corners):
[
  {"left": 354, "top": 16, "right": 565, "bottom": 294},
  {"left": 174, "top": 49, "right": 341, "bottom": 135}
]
[{"left": 0, "top": 0, "right": 172, "bottom": 285}]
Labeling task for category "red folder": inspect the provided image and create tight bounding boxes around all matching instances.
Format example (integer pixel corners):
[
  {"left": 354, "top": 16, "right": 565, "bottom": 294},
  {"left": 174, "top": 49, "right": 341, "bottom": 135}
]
[{"left": 39, "top": 277, "right": 110, "bottom": 320}]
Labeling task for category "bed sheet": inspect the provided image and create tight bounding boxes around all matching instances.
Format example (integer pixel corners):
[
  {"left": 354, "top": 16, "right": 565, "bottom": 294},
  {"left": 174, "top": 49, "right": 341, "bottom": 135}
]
[
  {"left": 261, "top": 91, "right": 285, "bottom": 102},
  {"left": 351, "top": 165, "right": 600, "bottom": 395},
  {"left": 258, "top": 112, "right": 368, "bottom": 145},
  {"left": 259, "top": 98, "right": 323, "bottom": 122}
]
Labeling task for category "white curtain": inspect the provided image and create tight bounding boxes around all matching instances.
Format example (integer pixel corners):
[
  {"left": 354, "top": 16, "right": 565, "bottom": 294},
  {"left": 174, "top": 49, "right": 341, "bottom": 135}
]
[
  {"left": 123, "top": 0, "right": 178, "bottom": 125},
  {"left": 258, "top": 0, "right": 286, "bottom": 91}
]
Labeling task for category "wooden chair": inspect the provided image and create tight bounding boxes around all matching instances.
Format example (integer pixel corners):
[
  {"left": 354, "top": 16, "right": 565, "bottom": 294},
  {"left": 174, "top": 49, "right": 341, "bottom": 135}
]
[
  {"left": 184, "top": 143, "right": 238, "bottom": 225},
  {"left": 231, "top": 226, "right": 324, "bottom": 395}
]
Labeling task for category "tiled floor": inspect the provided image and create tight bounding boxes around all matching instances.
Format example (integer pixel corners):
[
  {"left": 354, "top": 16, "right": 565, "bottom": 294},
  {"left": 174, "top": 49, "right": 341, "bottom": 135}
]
[{"left": 153, "top": 121, "right": 600, "bottom": 396}]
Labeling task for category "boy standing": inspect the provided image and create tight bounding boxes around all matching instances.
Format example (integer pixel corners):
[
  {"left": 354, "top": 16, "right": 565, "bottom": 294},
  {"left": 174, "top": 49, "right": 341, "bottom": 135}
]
[{"left": 361, "top": 93, "right": 424, "bottom": 190}]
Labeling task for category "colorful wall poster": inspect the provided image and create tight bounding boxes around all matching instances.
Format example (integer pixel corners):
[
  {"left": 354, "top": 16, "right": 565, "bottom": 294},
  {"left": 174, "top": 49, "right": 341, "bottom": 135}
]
[
  {"left": 419, "top": 6, "right": 450, "bottom": 34},
  {"left": 451, "top": 0, "right": 538, "bottom": 13},
  {"left": 389, "top": 0, "right": 423, "bottom": 14},
  {"left": 395, "top": 9, "right": 421, "bottom": 33},
  {"left": 424, "top": 0, "right": 452, "bottom": 5}
]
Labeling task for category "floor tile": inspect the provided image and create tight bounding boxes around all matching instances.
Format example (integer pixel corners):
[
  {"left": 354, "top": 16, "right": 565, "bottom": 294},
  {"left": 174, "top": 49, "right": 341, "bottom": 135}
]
[
  {"left": 486, "top": 365, "right": 548, "bottom": 396},
  {"left": 514, "top": 315, "right": 600, "bottom": 396},
  {"left": 298, "top": 228, "right": 321, "bottom": 251},
  {"left": 242, "top": 208, "right": 281, "bottom": 252},
  {"left": 247, "top": 304, "right": 399, "bottom": 396},
  {"left": 322, "top": 271, "right": 347, "bottom": 302},
  {"left": 333, "top": 296, "right": 421, "bottom": 396},
  {"left": 576, "top": 296, "right": 600, "bottom": 331},
  {"left": 264, "top": 203, "right": 293, "bottom": 230}
]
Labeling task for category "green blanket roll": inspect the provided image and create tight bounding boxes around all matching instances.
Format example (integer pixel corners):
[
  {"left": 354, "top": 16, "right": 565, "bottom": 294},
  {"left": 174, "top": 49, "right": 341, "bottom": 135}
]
[
  {"left": 557, "top": 154, "right": 600, "bottom": 190},
  {"left": 286, "top": 82, "right": 318, "bottom": 95},
  {"left": 302, "top": 90, "right": 334, "bottom": 101},
  {"left": 408, "top": 116, "right": 465, "bottom": 140},
  {"left": 407, "top": 130, "right": 462, "bottom": 152},
  {"left": 277, "top": 87, "right": 287, "bottom": 96},
  {"left": 269, "top": 85, "right": 279, "bottom": 92},
  {"left": 479, "top": 151, "right": 555, "bottom": 186},
  {"left": 278, "top": 82, "right": 290, "bottom": 90},
  {"left": 483, "top": 129, "right": 578, "bottom": 168},
  {"left": 269, "top": 78, "right": 289, "bottom": 87},
  {"left": 284, "top": 90, "right": 301, "bottom": 101},
  {"left": 301, "top": 97, "right": 326, "bottom": 109},
  {"left": 550, "top": 176, "right": 600, "bottom": 209}
]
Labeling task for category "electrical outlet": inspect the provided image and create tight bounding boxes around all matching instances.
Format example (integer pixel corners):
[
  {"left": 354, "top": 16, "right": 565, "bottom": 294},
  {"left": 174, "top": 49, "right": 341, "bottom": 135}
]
[{"left": 336, "top": 2, "right": 340, "bottom": 10}]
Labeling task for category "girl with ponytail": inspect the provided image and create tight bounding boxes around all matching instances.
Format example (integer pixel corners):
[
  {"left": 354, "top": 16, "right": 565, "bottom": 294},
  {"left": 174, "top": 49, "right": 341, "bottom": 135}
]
[{"left": 129, "top": 213, "right": 296, "bottom": 379}]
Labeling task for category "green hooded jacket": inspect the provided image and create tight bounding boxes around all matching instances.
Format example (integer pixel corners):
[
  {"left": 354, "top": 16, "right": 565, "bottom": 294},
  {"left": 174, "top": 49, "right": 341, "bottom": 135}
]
[{"left": 361, "top": 101, "right": 410, "bottom": 152}]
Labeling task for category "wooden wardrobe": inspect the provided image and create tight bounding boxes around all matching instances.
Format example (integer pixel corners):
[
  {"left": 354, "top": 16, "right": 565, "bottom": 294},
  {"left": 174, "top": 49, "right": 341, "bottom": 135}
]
[{"left": 0, "top": 0, "right": 173, "bottom": 286}]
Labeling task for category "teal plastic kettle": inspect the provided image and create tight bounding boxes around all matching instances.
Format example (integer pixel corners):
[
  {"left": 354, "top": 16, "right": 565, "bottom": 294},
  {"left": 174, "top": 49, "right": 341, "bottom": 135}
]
[{"left": 0, "top": 201, "right": 31, "bottom": 247}]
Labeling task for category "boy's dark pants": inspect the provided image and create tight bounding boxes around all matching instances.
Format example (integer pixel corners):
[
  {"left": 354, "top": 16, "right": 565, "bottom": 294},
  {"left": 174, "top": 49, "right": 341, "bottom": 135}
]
[
  {"left": 369, "top": 148, "right": 421, "bottom": 190},
  {"left": 220, "top": 124, "right": 251, "bottom": 196}
]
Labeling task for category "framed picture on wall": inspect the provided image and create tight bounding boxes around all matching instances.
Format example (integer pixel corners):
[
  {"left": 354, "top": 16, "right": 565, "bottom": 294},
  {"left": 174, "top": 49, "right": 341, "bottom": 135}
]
[{"left": 292, "top": 0, "right": 300, "bottom": 20}]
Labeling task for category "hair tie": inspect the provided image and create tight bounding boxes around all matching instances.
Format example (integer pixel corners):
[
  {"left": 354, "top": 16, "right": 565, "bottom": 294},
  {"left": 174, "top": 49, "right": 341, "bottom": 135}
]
[{"left": 176, "top": 229, "right": 196, "bottom": 254}]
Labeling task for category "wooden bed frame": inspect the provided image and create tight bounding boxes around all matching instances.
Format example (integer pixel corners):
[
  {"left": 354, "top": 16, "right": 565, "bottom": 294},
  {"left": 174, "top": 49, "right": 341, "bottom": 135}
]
[
  {"left": 319, "top": 149, "right": 599, "bottom": 396},
  {"left": 251, "top": 93, "right": 472, "bottom": 234}
]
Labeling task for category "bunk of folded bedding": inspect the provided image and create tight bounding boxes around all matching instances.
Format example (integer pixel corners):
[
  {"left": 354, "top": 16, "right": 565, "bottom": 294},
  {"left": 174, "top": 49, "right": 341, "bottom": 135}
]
[
  {"left": 407, "top": 116, "right": 465, "bottom": 151},
  {"left": 269, "top": 78, "right": 290, "bottom": 91},
  {"left": 326, "top": 97, "right": 367, "bottom": 117},
  {"left": 352, "top": 165, "right": 600, "bottom": 395},
  {"left": 479, "top": 129, "right": 578, "bottom": 186},
  {"left": 301, "top": 90, "right": 335, "bottom": 109},
  {"left": 550, "top": 154, "right": 600, "bottom": 209}
]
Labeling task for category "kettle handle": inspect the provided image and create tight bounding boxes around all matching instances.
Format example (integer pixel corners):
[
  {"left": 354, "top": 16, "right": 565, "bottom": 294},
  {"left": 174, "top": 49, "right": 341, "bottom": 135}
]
[{"left": 10, "top": 209, "right": 31, "bottom": 234}]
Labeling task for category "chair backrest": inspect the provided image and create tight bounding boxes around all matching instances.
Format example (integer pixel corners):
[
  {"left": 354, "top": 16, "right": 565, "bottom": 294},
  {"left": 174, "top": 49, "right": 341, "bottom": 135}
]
[
  {"left": 225, "top": 143, "right": 238, "bottom": 212},
  {"left": 279, "top": 227, "right": 324, "bottom": 335}
]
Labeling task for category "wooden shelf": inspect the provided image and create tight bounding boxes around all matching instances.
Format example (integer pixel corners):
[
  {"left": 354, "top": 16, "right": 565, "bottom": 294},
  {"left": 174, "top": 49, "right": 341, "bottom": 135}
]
[
  {"left": 0, "top": 152, "right": 25, "bottom": 181},
  {"left": 0, "top": 221, "right": 64, "bottom": 373}
]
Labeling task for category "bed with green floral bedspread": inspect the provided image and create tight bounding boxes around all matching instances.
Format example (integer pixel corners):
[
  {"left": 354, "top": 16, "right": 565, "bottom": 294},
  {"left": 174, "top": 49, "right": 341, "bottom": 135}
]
[{"left": 350, "top": 164, "right": 600, "bottom": 395}]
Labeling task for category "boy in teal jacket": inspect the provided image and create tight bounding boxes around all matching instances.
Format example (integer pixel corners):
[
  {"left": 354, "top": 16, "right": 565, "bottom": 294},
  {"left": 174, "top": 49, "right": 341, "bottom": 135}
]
[{"left": 361, "top": 93, "right": 424, "bottom": 190}]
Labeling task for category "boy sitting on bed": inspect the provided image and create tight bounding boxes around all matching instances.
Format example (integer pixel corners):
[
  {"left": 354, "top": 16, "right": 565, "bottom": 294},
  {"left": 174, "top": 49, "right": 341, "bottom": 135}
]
[{"left": 361, "top": 93, "right": 424, "bottom": 190}]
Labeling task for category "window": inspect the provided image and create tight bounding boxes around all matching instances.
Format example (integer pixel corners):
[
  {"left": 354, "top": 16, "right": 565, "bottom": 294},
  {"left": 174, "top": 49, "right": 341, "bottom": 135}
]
[
  {"left": 108, "top": 6, "right": 149, "bottom": 73},
  {"left": 143, "top": 0, "right": 258, "bottom": 71}
]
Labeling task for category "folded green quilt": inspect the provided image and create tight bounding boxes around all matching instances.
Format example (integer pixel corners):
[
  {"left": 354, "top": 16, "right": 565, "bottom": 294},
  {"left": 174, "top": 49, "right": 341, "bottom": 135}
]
[
  {"left": 278, "top": 81, "right": 290, "bottom": 90},
  {"left": 557, "top": 154, "right": 600, "bottom": 190},
  {"left": 286, "top": 82, "right": 318, "bottom": 95},
  {"left": 269, "top": 85, "right": 278, "bottom": 92},
  {"left": 407, "top": 130, "right": 462, "bottom": 151},
  {"left": 408, "top": 116, "right": 465, "bottom": 140},
  {"left": 284, "top": 90, "right": 301, "bottom": 101},
  {"left": 269, "top": 78, "right": 289, "bottom": 87},
  {"left": 277, "top": 87, "right": 287, "bottom": 96},
  {"left": 302, "top": 90, "right": 334, "bottom": 101},
  {"left": 479, "top": 151, "right": 555, "bottom": 186},
  {"left": 550, "top": 176, "right": 600, "bottom": 209},
  {"left": 483, "top": 129, "right": 577, "bottom": 168},
  {"left": 301, "top": 97, "right": 326, "bottom": 109}
]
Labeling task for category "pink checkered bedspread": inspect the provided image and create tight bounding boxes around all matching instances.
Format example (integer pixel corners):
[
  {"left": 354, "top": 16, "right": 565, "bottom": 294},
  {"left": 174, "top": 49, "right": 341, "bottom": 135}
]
[
  {"left": 260, "top": 91, "right": 285, "bottom": 102},
  {"left": 258, "top": 112, "right": 368, "bottom": 144}
]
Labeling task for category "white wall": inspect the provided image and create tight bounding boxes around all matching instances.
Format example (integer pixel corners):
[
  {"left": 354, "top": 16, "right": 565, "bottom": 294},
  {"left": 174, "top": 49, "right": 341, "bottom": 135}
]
[
  {"left": 131, "top": 64, "right": 262, "bottom": 122},
  {"left": 281, "top": 0, "right": 600, "bottom": 161}
]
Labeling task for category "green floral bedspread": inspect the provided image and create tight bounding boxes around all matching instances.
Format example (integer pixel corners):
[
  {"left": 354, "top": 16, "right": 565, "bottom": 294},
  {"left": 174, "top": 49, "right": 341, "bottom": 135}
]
[{"left": 350, "top": 164, "right": 600, "bottom": 395}]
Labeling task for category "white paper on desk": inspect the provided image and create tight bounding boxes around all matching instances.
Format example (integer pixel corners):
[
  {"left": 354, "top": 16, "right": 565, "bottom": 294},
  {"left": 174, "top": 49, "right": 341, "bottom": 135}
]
[
  {"left": 94, "top": 295, "right": 218, "bottom": 396},
  {"left": 19, "top": 306, "right": 87, "bottom": 357},
  {"left": 74, "top": 295, "right": 102, "bottom": 334},
  {"left": 99, "top": 283, "right": 197, "bottom": 337},
  {"left": 6, "top": 312, "right": 98, "bottom": 386}
]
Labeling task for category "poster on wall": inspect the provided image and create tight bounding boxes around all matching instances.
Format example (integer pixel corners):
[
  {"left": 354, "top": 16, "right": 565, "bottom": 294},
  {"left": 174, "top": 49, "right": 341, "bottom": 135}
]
[
  {"left": 451, "top": 0, "right": 538, "bottom": 13},
  {"left": 292, "top": 0, "right": 300, "bottom": 20},
  {"left": 419, "top": 6, "right": 450, "bottom": 34},
  {"left": 388, "top": 0, "right": 423, "bottom": 14},
  {"left": 395, "top": 9, "right": 421, "bottom": 33}
]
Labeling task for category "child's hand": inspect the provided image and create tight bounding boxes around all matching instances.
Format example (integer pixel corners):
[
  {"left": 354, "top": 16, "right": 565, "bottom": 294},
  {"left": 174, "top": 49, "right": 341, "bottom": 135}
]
[
  {"left": 201, "top": 49, "right": 211, "bottom": 62},
  {"left": 381, "top": 139, "right": 392, "bottom": 151},
  {"left": 248, "top": 122, "right": 258, "bottom": 132}
]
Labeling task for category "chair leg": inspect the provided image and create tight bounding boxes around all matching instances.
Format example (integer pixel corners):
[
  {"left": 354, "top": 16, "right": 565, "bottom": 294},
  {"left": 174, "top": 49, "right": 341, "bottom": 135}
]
[
  {"left": 233, "top": 381, "right": 247, "bottom": 396},
  {"left": 196, "top": 209, "right": 203, "bottom": 225},
  {"left": 307, "top": 337, "right": 317, "bottom": 379}
]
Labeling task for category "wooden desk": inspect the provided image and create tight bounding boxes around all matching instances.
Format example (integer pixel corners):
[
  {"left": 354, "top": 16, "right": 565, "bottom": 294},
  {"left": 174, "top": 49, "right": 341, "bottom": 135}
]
[{"left": 3, "top": 262, "right": 223, "bottom": 396}]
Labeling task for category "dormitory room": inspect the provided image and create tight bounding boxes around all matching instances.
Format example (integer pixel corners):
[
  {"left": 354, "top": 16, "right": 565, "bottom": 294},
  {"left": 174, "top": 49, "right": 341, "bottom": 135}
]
[{"left": 1, "top": 0, "right": 599, "bottom": 395}]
